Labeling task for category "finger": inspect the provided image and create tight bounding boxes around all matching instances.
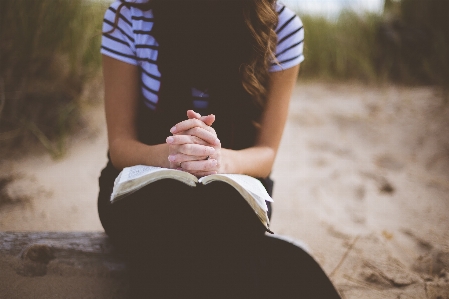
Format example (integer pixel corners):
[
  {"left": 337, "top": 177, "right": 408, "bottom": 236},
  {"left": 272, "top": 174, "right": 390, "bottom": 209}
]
[
  {"left": 170, "top": 118, "right": 216, "bottom": 135},
  {"left": 168, "top": 153, "right": 209, "bottom": 164},
  {"left": 177, "top": 143, "right": 216, "bottom": 157},
  {"left": 187, "top": 110, "right": 202, "bottom": 120},
  {"left": 187, "top": 110, "right": 216, "bottom": 126},
  {"left": 200, "top": 114, "right": 215, "bottom": 126},
  {"left": 166, "top": 135, "right": 208, "bottom": 146},
  {"left": 179, "top": 159, "right": 218, "bottom": 172},
  {"left": 178, "top": 127, "right": 220, "bottom": 146},
  {"left": 170, "top": 128, "right": 220, "bottom": 146}
]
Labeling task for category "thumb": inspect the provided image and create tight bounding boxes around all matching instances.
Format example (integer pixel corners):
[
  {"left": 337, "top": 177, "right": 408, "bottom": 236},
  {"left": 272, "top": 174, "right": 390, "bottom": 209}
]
[
  {"left": 187, "top": 110, "right": 201, "bottom": 119},
  {"left": 187, "top": 110, "right": 215, "bottom": 126},
  {"left": 200, "top": 114, "right": 215, "bottom": 126}
]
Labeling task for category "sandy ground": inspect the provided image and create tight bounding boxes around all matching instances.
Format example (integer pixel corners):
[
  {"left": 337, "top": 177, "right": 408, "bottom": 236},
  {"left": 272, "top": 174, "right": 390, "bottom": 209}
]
[{"left": 1, "top": 82, "right": 448, "bottom": 298}]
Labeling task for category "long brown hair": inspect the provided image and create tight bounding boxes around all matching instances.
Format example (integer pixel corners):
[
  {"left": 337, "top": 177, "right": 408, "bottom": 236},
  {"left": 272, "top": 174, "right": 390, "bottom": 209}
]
[{"left": 111, "top": 0, "right": 278, "bottom": 109}]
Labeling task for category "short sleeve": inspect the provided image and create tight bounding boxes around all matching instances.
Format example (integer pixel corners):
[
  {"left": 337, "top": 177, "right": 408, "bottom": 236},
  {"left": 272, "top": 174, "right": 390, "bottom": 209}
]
[
  {"left": 101, "top": 1, "right": 138, "bottom": 66},
  {"left": 269, "top": 4, "right": 305, "bottom": 72}
]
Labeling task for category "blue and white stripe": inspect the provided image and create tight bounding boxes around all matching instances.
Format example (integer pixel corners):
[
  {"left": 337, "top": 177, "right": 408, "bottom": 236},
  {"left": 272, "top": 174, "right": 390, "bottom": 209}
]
[{"left": 101, "top": 1, "right": 304, "bottom": 109}]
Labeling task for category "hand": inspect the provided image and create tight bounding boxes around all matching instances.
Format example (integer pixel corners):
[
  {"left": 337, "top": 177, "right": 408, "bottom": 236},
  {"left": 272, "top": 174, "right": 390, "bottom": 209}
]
[
  {"left": 166, "top": 110, "right": 222, "bottom": 177},
  {"left": 185, "top": 110, "right": 223, "bottom": 176}
]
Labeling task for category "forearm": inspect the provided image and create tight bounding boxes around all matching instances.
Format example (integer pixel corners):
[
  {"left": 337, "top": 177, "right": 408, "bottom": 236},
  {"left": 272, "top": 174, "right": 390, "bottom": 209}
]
[
  {"left": 222, "top": 146, "right": 276, "bottom": 178},
  {"left": 221, "top": 65, "right": 300, "bottom": 178},
  {"left": 109, "top": 138, "right": 170, "bottom": 170}
]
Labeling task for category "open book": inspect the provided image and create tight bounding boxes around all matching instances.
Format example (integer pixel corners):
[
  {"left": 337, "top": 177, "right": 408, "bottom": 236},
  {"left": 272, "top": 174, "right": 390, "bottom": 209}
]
[{"left": 111, "top": 165, "right": 273, "bottom": 233}]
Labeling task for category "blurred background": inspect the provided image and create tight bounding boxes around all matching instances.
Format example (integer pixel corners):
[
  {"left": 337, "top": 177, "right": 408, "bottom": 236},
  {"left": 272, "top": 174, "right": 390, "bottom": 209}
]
[
  {"left": 0, "top": 0, "right": 448, "bottom": 156},
  {"left": 0, "top": 1, "right": 448, "bottom": 297}
]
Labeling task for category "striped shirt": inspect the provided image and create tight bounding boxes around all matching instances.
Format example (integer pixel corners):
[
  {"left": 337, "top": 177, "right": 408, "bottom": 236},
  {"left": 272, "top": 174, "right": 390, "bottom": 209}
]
[{"left": 101, "top": 1, "right": 304, "bottom": 110}]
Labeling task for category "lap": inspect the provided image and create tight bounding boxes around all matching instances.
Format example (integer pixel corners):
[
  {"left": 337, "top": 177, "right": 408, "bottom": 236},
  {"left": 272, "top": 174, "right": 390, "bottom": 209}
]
[
  {"left": 98, "top": 161, "right": 267, "bottom": 243},
  {"left": 97, "top": 161, "right": 341, "bottom": 298}
]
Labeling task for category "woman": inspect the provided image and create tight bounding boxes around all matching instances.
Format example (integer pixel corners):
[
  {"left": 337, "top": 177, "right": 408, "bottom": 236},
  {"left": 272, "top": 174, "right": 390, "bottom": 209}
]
[{"left": 98, "top": 0, "right": 340, "bottom": 298}]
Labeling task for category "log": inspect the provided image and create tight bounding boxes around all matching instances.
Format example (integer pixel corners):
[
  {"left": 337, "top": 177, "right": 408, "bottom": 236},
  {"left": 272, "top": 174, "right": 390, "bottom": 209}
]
[
  {"left": 0, "top": 232, "right": 320, "bottom": 299},
  {"left": 0, "top": 232, "right": 128, "bottom": 299}
]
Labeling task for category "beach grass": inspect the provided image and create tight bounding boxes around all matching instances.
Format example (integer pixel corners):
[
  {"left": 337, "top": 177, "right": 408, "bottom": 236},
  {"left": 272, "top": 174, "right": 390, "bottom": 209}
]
[
  {"left": 298, "top": 0, "right": 449, "bottom": 92},
  {"left": 299, "top": 11, "right": 381, "bottom": 82},
  {"left": 0, "top": 0, "right": 106, "bottom": 157}
]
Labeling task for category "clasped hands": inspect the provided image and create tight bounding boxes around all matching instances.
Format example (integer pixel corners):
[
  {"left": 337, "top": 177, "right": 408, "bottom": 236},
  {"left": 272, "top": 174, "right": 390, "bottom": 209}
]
[{"left": 166, "top": 110, "right": 222, "bottom": 177}]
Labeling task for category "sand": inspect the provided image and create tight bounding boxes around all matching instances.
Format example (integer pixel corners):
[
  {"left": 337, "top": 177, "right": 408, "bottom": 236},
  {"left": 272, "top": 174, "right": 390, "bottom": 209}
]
[{"left": 1, "top": 81, "right": 448, "bottom": 298}]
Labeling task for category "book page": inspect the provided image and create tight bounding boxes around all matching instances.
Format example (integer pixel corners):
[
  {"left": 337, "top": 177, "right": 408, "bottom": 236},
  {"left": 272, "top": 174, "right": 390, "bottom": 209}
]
[
  {"left": 118, "top": 165, "right": 166, "bottom": 184},
  {"left": 199, "top": 174, "right": 273, "bottom": 203},
  {"left": 229, "top": 174, "right": 273, "bottom": 202},
  {"left": 111, "top": 166, "right": 198, "bottom": 203},
  {"left": 199, "top": 174, "right": 272, "bottom": 230}
]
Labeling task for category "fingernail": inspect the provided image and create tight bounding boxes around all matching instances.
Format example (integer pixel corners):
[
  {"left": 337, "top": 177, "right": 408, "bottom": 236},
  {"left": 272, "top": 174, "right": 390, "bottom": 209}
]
[
  {"left": 212, "top": 159, "right": 218, "bottom": 166},
  {"left": 168, "top": 155, "right": 175, "bottom": 162},
  {"left": 170, "top": 126, "right": 176, "bottom": 133},
  {"left": 166, "top": 136, "right": 174, "bottom": 143},
  {"left": 215, "top": 139, "right": 220, "bottom": 145},
  {"left": 209, "top": 147, "right": 215, "bottom": 153}
]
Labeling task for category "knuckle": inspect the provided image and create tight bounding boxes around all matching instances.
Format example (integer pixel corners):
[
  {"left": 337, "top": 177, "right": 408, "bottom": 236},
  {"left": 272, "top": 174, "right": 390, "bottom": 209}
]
[
  {"left": 212, "top": 159, "right": 219, "bottom": 168},
  {"left": 192, "top": 127, "right": 201, "bottom": 135},
  {"left": 205, "top": 126, "right": 215, "bottom": 135},
  {"left": 194, "top": 136, "right": 206, "bottom": 145},
  {"left": 200, "top": 146, "right": 209, "bottom": 156},
  {"left": 177, "top": 135, "right": 187, "bottom": 142},
  {"left": 177, "top": 122, "right": 185, "bottom": 130},
  {"left": 178, "top": 136, "right": 187, "bottom": 144},
  {"left": 170, "top": 136, "right": 180, "bottom": 144},
  {"left": 179, "top": 144, "right": 189, "bottom": 154},
  {"left": 184, "top": 128, "right": 193, "bottom": 136}
]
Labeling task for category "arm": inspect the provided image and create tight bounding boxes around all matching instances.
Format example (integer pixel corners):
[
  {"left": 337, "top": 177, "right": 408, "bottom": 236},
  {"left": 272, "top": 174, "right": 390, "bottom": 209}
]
[
  {"left": 104, "top": 55, "right": 216, "bottom": 170},
  {"left": 103, "top": 55, "right": 169, "bottom": 169},
  {"left": 223, "top": 64, "right": 300, "bottom": 177},
  {"left": 170, "top": 64, "right": 300, "bottom": 178}
]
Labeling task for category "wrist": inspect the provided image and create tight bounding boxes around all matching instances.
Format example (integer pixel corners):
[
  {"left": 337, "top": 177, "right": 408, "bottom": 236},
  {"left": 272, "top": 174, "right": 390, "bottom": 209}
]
[
  {"left": 220, "top": 148, "right": 237, "bottom": 174},
  {"left": 144, "top": 143, "right": 170, "bottom": 168},
  {"left": 160, "top": 143, "right": 171, "bottom": 168}
]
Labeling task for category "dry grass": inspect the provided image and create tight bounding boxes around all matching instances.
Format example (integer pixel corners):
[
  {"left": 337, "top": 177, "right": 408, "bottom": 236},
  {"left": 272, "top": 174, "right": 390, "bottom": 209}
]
[
  {"left": 299, "top": 11, "right": 381, "bottom": 82},
  {"left": 299, "top": 0, "right": 449, "bottom": 93},
  {"left": 0, "top": 0, "right": 447, "bottom": 158},
  {"left": 0, "top": 0, "right": 106, "bottom": 158}
]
